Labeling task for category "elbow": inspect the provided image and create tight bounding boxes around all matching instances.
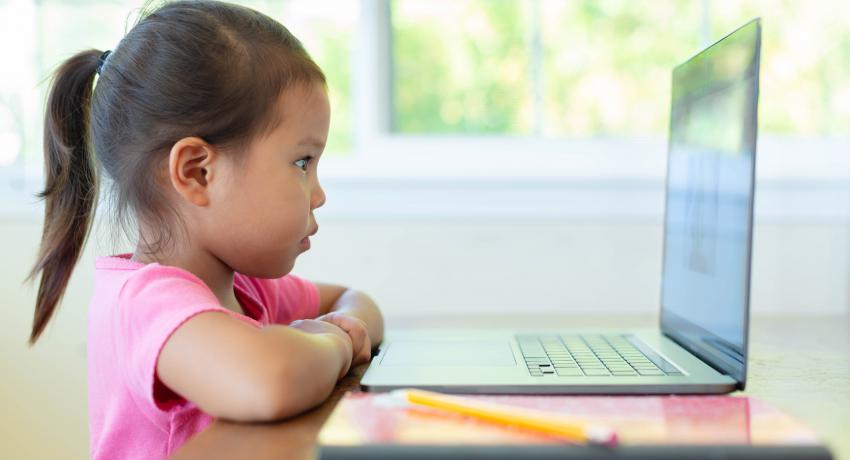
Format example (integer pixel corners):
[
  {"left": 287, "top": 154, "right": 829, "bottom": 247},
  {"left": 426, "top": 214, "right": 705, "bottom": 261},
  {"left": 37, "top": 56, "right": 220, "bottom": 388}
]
[{"left": 245, "top": 359, "right": 334, "bottom": 422}]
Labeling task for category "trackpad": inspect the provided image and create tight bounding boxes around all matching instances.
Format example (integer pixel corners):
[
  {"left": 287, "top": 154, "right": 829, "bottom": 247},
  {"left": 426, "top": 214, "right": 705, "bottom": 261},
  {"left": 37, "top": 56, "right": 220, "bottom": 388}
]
[{"left": 381, "top": 340, "right": 517, "bottom": 367}]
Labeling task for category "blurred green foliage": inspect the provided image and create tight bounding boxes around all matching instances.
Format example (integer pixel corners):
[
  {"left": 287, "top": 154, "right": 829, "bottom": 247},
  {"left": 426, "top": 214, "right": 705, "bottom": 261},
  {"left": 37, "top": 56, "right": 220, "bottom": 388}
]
[
  {"left": 392, "top": 0, "right": 850, "bottom": 137},
  {"left": 392, "top": 0, "right": 531, "bottom": 134}
]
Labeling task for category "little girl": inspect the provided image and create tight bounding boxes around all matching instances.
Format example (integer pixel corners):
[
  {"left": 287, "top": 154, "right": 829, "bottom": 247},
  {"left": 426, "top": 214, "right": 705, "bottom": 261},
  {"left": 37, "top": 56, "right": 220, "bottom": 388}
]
[{"left": 27, "top": 1, "right": 384, "bottom": 458}]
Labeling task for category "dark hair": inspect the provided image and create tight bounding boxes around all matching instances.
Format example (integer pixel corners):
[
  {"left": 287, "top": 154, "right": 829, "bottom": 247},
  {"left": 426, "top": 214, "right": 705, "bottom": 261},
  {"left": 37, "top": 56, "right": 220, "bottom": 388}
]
[{"left": 27, "top": 0, "right": 326, "bottom": 344}]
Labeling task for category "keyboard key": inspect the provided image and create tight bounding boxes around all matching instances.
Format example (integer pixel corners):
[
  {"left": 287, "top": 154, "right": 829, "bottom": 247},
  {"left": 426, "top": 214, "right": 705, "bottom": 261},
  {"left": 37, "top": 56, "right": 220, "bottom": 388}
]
[
  {"left": 632, "top": 364, "right": 660, "bottom": 370},
  {"left": 637, "top": 369, "right": 666, "bottom": 376},
  {"left": 583, "top": 369, "right": 612, "bottom": 376},
  {"left": 604, "top": 364, "right": 630, "bottom": 370},
  {"left": 579, "top": 366, "right": 607, "bottom": 372},
  {"left": 611, "top": 370, "right": 638, "bottom": 376},
  {"left": 556, "top": 369, "right": 584, "bottom": 376}
]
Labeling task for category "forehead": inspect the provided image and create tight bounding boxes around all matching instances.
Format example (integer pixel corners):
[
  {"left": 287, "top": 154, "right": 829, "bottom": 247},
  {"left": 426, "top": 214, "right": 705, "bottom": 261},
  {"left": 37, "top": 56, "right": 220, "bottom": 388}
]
[{"left": 265, "top": 82, "right": 330, "bottom": 144}]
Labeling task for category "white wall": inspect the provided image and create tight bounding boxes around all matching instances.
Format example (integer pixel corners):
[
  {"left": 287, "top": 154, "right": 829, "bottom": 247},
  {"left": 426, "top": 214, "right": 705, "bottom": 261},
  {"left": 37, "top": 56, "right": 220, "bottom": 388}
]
[
  {"left": 297, "top": 217, "right": 850, "bottom": 316},
  {"left": 2, "top": 213, "right": 848, "bottom": 458}
]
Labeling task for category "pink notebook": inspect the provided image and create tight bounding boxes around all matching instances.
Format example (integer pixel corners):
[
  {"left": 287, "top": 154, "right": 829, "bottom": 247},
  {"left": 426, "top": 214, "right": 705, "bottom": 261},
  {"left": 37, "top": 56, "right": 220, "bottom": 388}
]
[{"left": 319, "top": 392, "right": 823, "bottom": 447}]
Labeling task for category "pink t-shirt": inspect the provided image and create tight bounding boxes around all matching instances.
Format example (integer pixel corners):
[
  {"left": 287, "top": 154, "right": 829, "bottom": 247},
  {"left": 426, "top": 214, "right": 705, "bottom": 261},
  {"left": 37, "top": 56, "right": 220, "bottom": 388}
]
[{"left": 87, "top": 254, "right": 320, "bottom": 459}]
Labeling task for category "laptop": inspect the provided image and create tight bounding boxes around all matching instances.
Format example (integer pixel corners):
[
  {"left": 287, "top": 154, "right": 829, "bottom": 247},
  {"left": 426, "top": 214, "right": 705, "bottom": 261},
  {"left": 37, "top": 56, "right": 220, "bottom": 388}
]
[{"left": 361, "top": 19, "right": 762, "bottom": 395}]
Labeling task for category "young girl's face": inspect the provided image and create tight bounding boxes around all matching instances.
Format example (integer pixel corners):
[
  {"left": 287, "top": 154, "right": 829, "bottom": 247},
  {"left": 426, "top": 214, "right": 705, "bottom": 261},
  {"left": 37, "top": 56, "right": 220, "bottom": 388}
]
[{"left": 206, "top": 82, "right": 330, "bottom": 278}]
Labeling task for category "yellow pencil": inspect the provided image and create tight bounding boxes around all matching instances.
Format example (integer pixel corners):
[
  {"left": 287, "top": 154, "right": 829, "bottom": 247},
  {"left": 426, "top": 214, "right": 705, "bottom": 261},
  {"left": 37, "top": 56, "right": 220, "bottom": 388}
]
[{"left": 392, "top": 388, "right": 618, "bottom": 446}]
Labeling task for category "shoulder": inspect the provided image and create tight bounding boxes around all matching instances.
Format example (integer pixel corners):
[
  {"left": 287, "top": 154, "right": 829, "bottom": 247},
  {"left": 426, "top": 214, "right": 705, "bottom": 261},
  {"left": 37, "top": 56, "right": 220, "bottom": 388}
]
[
  {"left": 114, "top": 263, "right": 223, "bottom": 328},
  {"left": 120, "top": 263, "right": 215, "bottom": 303}
]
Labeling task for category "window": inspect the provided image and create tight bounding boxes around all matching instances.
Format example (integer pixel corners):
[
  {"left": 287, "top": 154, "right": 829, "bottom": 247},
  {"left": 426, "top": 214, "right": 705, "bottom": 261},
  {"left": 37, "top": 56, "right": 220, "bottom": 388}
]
[
  {"left": 2, "top": 0, "right": 848, "bottom": 217},
  {"left": 390, "top": 0, "right": 850, "bottom": 138},
  {"left": 391, "top": 0, "right": 701, "bottom": 137}
]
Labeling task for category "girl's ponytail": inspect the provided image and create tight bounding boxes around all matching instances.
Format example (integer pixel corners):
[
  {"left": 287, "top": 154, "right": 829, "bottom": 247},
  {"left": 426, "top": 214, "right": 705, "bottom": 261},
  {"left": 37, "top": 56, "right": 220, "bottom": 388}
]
[{"left": 28, "top": 49, "right": 101, "bottom": 344}]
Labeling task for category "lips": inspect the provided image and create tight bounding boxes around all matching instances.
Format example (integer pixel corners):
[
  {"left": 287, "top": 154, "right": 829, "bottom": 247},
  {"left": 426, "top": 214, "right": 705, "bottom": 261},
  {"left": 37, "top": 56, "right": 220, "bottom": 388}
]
[{"left": 300, "top": 225, "right": 318, "bottom": 249}]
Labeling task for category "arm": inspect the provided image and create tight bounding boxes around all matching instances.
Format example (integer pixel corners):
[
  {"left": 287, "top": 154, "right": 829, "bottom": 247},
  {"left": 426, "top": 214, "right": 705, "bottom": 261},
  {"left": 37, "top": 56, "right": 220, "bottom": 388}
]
[
  {"left": 157, "top": 312, "right": 352, "bottom": 422},
  {"left": 316, "top": 283, "right": 384, "bottom": 348}
]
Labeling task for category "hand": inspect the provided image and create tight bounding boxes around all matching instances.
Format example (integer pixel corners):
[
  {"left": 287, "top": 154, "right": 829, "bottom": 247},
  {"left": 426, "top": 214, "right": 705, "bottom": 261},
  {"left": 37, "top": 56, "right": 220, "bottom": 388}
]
[
  {"left": 315, "top": 312, "right": 372, "bottom": 367},
  {"left": 289, "top": 319, "right": 353, "bottom": 379}
]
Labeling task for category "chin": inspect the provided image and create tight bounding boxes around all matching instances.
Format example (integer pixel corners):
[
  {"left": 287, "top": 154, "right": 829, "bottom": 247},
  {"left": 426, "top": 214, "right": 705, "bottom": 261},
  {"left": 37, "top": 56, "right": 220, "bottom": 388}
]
[
  {"left": 272, "top": 258, "right": 297, "bottom": 278},
  {"left": 237, "top": 257, "right": 295, "bottom": 279}
]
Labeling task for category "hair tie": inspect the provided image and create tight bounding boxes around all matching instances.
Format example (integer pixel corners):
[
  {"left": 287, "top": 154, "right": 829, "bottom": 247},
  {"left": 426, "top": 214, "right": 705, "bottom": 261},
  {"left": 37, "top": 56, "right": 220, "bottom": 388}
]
[{"left": 96, "top": 50, "right": 112, "bottom": 75}]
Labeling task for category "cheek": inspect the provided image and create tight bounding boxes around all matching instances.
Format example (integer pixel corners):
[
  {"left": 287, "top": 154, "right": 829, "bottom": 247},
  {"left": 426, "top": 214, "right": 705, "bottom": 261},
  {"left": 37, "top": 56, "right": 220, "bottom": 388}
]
[
  {"left": 253, "top": 177, "right": 312, "bottom": 243},
  {"left": 215, "top": 171, "right": 309, "bottom": 240},
  {"left": 270, "top": 189, "right": 311, "bottom": 235},
  {"left": 213, "top": 192, "right": 310, "bottom": 277}
]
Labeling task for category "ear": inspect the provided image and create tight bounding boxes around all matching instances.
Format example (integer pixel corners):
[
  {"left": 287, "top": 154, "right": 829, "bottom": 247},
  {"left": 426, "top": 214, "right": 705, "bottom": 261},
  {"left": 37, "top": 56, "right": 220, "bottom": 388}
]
[{"left": 167, "top": 137, "right": 218, "bottom": 207}]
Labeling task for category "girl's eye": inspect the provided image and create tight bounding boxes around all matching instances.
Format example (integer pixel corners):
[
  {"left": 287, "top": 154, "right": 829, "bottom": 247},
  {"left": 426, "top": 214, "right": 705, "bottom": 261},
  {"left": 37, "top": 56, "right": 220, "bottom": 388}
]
[{"left": 294, "top": 156, "right": 313, "bottom": 171}]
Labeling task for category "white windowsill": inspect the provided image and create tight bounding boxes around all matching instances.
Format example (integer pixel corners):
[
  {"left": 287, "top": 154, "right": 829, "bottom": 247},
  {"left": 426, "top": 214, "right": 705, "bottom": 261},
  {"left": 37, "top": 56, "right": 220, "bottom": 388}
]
[{"left": 3, "top": 169, "right": 848, "bottom": 224}]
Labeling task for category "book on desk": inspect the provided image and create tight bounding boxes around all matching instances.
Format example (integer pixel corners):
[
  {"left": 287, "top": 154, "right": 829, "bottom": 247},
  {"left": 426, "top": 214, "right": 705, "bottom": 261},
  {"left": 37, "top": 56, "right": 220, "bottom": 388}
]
[{"left": 318, "top": 391, "right": 832, "bottom": 459}]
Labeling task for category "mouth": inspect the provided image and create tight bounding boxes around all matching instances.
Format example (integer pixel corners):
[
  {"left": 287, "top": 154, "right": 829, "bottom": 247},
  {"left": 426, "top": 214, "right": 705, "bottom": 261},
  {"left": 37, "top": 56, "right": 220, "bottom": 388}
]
[{"left": 300, "top": 225, "right": 319, "bottom": 250}]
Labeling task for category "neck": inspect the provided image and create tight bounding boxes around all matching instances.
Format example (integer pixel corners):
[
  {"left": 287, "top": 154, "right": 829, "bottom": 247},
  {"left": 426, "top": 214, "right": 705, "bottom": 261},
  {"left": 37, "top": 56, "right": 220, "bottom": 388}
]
[{"left": 133, "top": 242, "right": 243, "bottom": 316}]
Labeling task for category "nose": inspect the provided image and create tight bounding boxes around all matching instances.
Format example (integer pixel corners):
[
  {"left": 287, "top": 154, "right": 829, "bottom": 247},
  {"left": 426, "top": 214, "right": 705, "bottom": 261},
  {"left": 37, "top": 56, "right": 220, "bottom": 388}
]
[{"left": 311, "top": 179, "right": 326, "bottom": 210}]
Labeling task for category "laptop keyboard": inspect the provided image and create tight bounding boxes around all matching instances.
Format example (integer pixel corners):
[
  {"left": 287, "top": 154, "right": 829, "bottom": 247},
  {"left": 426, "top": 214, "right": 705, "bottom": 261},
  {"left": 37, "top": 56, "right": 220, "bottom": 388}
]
[{"left": 517, "top": 334, "right": 683, "bottom": 377}]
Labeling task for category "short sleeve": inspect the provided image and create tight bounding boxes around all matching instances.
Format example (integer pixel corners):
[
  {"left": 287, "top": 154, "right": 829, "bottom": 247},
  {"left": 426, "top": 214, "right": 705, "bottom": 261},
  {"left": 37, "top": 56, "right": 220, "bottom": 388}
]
[
  {"left": 115, "top": 265, "right": 260, "bottom": 414},
  {"left": 234, "top": 274, "right": 320, "bottom": 324}
]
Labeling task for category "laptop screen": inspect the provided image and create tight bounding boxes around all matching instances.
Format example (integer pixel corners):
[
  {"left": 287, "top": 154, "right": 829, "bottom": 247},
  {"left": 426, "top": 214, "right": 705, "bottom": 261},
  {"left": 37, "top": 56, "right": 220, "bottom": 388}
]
[{"left": 660, "top": 19, "right": 761, "bottom": 387}]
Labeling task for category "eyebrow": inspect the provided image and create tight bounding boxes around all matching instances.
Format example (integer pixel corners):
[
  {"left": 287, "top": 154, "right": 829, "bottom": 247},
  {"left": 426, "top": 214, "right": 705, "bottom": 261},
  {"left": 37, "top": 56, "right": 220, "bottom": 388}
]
[{"left": 297, "top": 137, "right": 326, "bottom": 149}]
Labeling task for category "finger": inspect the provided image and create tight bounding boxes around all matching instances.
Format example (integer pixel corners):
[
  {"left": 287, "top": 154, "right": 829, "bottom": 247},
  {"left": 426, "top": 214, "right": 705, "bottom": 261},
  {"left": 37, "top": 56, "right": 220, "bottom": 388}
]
[
  {"left": 316, "top": 315, "right": 367, "bottom": 354},
  {"left": 321, "top": 314, "right": 354, "bottom": 333},
  {"left": 329, "top": 315, "right": 363, "bottom": 343},
  {"left": 355, "top": 336, "right": 371, "bottom": 364},
  {"left": 359, "top": 346, "right": 371, "bottom": 364},
  {"left": 349, "top": 320, "right": 366, "bottom": 341}
]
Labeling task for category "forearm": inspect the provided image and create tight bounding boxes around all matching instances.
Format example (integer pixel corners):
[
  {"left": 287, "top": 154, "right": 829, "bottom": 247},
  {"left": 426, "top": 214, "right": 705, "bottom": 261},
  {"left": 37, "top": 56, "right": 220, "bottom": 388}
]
[
  {"left": 157, "top": 311, "right": 352, "bottom": 423},
  {"left": 255, "top": 325, "right": 350, "bottom": 419},
  {"left": 328, "top": 290, "right": 384, "bottom": 347}
]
